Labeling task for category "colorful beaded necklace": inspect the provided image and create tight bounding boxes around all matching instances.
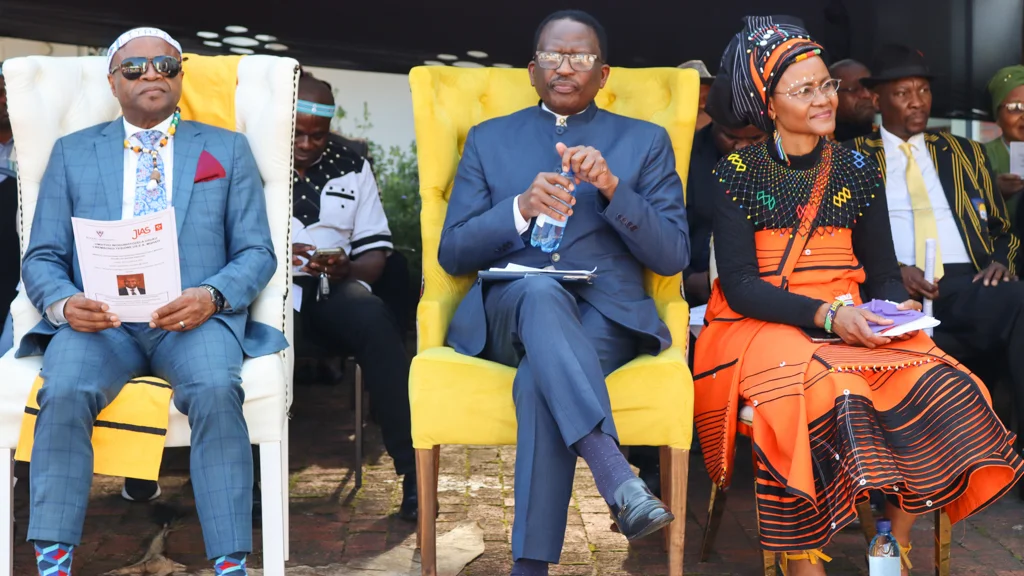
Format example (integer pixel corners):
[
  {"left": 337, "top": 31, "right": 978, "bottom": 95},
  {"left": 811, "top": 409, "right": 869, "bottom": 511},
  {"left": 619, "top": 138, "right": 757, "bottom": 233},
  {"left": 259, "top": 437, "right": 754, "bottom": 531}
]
[{"left": 123, "top": 107, "right": 181, "bottom": 191}]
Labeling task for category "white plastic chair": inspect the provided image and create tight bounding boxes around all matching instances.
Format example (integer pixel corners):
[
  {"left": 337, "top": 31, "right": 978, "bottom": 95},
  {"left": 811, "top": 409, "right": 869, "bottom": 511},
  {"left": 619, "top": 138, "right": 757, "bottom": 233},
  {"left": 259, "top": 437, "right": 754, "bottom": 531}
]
[{"left": 0, "top": 54, "right": 298, "bottom": 576}]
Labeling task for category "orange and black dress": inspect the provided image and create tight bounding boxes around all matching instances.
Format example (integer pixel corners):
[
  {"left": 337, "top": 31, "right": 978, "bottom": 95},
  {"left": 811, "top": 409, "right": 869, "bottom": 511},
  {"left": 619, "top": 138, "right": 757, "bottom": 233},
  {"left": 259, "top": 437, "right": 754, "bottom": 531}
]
[{"left": 693, "top": 136, "right": 1024, "bottom": 552}]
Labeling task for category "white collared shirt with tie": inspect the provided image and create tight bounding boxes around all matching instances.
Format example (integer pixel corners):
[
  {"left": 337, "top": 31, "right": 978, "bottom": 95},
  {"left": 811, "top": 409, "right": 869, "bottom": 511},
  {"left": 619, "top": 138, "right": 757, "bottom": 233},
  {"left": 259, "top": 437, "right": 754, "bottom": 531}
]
[
  {"left": 46, "top": 113, "right": 176, "bottom": 324},
  {"left": 879, "top": 126, "right": 971, "bottom": 267}
]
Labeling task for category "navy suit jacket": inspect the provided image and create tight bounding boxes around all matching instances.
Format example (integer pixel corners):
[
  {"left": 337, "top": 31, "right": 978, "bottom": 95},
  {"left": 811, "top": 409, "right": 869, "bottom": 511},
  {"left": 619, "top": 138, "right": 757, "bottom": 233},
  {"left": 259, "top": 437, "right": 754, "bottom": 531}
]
[
  {"left": 439, "top": 103, "right": 690, "bottom": 357},
  {"left": 19, "top": 119, "right": 288, "bottom": 358}
]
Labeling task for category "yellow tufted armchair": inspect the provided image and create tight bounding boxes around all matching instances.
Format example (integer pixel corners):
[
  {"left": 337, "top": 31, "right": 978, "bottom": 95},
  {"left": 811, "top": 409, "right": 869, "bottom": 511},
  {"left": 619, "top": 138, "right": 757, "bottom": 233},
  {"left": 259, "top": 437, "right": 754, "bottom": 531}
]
[{"left": 408, "top": 66, "right": 697, "bottom": 576}]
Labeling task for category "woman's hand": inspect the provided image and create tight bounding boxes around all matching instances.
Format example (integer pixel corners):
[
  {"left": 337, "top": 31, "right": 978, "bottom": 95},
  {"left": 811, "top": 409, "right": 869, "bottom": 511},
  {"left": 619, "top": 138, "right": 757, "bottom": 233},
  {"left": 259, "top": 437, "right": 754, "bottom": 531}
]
[
  {"left": 831, "top": 306, "right": 893, "bottom": 348},
  {"left": 887, "top": 299, "right": 923, "bottom": 341}
]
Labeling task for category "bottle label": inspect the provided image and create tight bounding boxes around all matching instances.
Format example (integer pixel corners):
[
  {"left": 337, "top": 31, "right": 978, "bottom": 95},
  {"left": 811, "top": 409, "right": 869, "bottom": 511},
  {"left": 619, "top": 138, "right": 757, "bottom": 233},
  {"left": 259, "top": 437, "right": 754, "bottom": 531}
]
[
  {"left": 536, "top": 214, "right": 566, "bottom": 228},
  {"left": 867, "top": 556, "right": 900, "bottom": 575}
]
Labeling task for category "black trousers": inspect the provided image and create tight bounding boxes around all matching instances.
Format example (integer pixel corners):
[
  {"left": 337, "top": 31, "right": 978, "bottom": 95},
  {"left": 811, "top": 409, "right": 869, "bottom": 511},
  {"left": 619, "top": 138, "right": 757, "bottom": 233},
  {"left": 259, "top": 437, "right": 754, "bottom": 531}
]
[
  {"left": 295, "top": 276, "right": 415, "bottom": 476},
  {"left": 934, "top": 264, "right": 1024, "bottom": 429}
]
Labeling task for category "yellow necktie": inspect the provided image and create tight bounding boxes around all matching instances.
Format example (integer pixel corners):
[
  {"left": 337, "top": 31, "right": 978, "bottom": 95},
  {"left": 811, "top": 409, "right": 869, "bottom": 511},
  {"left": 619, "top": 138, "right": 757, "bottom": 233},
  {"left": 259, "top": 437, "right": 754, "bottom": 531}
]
[{"left": 899, "top": 142, "right": 944, "bottom": 279}]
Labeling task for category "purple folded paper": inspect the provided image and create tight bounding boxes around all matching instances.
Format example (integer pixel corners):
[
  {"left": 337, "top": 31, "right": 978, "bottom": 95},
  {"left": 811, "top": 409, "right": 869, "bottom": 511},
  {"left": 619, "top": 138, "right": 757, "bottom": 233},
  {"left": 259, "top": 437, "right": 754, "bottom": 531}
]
[{"left": 856, "top": 299, "right": 925, "bottom": 333}]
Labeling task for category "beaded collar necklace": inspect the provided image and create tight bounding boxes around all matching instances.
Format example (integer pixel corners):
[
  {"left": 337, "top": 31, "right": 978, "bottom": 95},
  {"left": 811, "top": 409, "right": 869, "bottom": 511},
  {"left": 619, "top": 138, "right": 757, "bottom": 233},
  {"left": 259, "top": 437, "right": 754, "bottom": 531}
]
[{"left": 123, "top": 107, "right": 181, "bottom": 191}]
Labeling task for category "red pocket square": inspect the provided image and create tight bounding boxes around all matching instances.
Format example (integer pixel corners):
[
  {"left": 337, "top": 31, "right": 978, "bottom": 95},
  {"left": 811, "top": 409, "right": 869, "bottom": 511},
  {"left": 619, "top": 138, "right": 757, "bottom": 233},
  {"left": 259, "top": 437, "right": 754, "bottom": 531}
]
[{"left": 195, "top": 151, "right": 227, "bottom": 183}]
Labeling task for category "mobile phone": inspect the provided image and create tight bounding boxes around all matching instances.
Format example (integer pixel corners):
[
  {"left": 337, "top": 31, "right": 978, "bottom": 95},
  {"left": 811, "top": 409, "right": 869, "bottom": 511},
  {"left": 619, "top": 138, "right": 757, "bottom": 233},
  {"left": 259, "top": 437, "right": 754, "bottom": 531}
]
[{"left": 311, "top": 247, "right": 344, "bottom": 261}]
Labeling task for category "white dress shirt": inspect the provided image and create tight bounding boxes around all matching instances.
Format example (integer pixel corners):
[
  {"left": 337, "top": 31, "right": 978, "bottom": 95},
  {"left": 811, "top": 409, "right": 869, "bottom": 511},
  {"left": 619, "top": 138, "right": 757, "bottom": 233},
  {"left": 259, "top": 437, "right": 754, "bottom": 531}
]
[
  {"left": 291, "top": 154, "right": 389, "bottom": 295},
  {"left": 880, "top": 126, "right": 970, "bottom": 267},
  {"left": 46, "top": 114, "right": 176, "bottom": 324},
  {"left": 512, "top": 103, "right": 586, "bottom": 235}
]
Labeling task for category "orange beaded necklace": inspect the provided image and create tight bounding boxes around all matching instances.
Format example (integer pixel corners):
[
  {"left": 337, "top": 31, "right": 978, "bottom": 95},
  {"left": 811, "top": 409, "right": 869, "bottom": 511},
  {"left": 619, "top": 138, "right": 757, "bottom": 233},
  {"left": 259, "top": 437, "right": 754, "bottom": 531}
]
[{"left": 123, "top": 107, "right": 181, "bottom": 191}]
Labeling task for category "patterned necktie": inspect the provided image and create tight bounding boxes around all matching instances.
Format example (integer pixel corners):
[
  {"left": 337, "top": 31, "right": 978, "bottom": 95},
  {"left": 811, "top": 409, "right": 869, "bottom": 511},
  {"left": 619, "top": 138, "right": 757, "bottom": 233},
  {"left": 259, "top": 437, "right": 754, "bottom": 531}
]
[
  {"left": 898, "top": 142, "right": 944, "bottom": 280},
  {"left": 132, "top": 130, "right": 168, "bottom": 217}
]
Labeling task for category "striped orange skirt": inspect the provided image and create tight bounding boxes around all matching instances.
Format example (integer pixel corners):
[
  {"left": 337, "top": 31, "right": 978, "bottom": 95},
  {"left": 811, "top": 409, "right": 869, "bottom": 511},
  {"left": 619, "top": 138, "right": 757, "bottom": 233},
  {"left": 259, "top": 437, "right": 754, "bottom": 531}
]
[{"left": 695, "top": 234, "right": 1023, "bottom": 551}]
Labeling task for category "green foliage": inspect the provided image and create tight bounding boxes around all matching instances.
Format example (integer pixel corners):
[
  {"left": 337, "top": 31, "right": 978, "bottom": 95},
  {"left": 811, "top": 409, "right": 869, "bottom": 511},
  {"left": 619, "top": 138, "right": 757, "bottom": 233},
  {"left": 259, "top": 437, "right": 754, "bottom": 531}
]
[
  {"left": 371, "top": 141, "right": 422, "bottom": 279},
  {"left": 334, "top": 100, "right": 422, "bottom": 282}
]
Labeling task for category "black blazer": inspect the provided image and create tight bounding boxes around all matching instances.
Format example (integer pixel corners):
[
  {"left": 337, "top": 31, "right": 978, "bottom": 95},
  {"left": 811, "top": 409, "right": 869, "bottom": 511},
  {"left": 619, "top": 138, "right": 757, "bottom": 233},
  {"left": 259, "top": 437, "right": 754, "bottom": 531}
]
[{"left": 849, "top": 131, "right": 1020, "bottom": 276}]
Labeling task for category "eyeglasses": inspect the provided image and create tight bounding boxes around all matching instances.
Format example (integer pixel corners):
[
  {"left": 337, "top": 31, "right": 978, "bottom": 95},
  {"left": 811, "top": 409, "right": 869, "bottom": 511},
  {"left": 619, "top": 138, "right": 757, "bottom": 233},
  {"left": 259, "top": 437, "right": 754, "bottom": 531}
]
[
  {"left": 110, "top": 56, "right": 184, "bottom": 80},
  {"left": 777, "top": 78, "right": 842, "bottom": 102},
  {"left": 534, "top": 52, "right": 600, "bottom": 72},
  {"left": 837, "top": 83, "right": 870, "bottom": 95},
  {"left": 1003, "top": 102, "right": 1024, "bottom": 114}
]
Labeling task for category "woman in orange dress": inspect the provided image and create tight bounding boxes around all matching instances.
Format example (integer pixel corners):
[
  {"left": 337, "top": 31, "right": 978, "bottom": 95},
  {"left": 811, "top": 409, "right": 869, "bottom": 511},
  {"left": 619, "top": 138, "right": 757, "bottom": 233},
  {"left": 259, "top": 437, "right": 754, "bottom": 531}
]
[{"left": 695, "top": 16, "right": 1024, "bottom": 575}]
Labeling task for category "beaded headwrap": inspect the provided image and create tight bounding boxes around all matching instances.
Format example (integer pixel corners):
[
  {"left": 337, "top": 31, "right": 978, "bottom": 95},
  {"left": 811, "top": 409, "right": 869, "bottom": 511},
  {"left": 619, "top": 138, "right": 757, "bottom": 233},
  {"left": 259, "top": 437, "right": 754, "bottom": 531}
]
[{"left": 706, "top": 15, "right": 824, "bottom": 134}]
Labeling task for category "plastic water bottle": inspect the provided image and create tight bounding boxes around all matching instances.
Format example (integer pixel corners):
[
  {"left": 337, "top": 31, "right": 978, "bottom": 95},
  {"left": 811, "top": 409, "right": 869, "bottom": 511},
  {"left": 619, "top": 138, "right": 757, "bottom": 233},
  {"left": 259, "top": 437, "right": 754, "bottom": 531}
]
[
  {"left": 530, "top": 169, "right": 575, "bottom": 253},
  {"left": 868, "top": 518, "right": 901, "bottom": 575}
]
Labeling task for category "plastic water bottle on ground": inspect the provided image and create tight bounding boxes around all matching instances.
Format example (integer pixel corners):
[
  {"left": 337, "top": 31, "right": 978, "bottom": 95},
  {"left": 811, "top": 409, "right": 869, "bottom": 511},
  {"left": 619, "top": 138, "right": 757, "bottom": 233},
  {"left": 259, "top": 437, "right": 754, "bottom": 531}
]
[
  {"left": 867, "top": 518, "right": 901, "bottom": 575},
  {"left": 530, "top": 169, "right": 575, "bottom": 253}
]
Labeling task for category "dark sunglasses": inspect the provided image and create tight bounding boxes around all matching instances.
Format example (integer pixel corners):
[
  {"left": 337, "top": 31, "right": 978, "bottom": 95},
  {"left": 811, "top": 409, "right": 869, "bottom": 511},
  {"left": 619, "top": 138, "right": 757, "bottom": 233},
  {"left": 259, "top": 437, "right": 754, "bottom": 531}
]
[{"left": 110, "top": 55, "right": 185, "bottom": 80}]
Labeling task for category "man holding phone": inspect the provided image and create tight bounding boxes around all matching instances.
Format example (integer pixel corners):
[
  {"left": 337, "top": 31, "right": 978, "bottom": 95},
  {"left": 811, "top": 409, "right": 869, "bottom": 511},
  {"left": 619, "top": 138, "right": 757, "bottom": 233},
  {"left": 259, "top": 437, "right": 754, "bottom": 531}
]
[{"left": 290, "top": 73, "right": 418, "bottom": 520}]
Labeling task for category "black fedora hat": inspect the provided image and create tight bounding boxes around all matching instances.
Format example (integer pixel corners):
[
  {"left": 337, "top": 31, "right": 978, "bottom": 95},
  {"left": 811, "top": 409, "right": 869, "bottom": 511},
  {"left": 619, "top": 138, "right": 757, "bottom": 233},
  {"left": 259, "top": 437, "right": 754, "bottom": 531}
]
[{"left": 861, "top": 44, "right": 934, "bottom": 88}]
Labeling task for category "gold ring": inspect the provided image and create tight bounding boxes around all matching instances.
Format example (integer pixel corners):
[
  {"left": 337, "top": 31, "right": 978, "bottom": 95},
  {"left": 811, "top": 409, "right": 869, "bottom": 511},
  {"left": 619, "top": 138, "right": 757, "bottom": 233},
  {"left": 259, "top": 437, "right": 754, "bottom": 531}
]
[{"left": 179, "top": 321, "right": 187, "bottom": 330}]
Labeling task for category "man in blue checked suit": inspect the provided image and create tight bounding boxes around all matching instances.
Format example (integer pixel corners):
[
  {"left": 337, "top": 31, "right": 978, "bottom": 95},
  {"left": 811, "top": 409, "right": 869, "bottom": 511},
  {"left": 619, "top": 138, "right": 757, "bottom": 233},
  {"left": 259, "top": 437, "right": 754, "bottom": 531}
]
[{"left": 18, "top": 28, "right": 285, "bottom": 576}]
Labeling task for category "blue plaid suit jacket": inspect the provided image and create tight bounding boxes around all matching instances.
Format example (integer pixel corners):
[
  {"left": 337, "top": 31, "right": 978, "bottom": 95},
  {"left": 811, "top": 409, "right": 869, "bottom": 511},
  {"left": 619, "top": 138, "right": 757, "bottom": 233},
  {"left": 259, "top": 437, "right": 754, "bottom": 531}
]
[{"left": 18, "top": 119, "right": 287, "bottom": 358}]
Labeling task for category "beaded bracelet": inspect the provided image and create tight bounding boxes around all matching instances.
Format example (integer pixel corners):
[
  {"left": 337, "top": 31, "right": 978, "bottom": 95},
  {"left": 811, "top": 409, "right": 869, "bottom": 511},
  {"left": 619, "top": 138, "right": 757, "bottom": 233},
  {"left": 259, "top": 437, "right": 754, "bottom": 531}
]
[{"left": 824, "top": 300, "right": 844, "bottom": 334}]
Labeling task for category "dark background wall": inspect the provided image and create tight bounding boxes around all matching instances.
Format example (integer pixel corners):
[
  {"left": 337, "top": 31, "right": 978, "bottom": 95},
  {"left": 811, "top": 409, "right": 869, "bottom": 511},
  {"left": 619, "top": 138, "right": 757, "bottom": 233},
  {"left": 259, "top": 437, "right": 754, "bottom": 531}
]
[{"left": 1, "top": 0, "right": 1020, "bottom": 118}]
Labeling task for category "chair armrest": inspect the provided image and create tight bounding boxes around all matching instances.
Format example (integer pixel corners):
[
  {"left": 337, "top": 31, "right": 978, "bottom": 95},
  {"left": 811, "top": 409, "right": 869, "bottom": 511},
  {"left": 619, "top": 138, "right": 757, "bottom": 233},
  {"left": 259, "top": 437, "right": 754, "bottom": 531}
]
[
  {"left": 249, "top": 284, "right": 289, "bottom": 334},
  {"left": 11, "top": 291, "right": 42, "bottom": 345},
  {"left": 417, "top": 183, "right": 475, "bottom": 352},
  {"left": 645, "top": 270, "right": 689, "bottom": 355},
  {"left": 417, "top": 272, "right": 474, "bottom": 353}
]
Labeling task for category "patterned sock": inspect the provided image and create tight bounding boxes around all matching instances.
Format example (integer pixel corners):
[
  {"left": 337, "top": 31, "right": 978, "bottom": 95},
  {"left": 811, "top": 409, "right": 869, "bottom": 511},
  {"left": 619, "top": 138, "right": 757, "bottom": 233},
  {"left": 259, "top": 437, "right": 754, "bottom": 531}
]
[
  {"left": 34, "top": 541, "right": 73, "bottom": 576},
  {"left": 510, "top": 558, "right": 549, "bottom": 576},
  {"left": 214, "top": 553, "right": 247, "bottom": 575},
  {"left": 574, "top": 427, "right": 636, "bottom": 506}
]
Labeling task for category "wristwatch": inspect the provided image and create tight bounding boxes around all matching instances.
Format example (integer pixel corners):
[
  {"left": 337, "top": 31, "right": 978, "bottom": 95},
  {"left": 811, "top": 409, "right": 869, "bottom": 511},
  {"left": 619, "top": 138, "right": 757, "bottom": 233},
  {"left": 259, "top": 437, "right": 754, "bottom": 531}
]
[{"left": 200, "top": 284, "right": 227, "bottom": 312}]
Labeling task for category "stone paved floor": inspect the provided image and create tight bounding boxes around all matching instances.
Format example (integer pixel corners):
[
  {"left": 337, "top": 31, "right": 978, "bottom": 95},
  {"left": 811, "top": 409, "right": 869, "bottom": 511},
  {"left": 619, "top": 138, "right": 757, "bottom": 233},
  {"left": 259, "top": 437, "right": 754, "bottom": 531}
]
[{"left": 11, "top": 365, "right": 1024, "bottom": 575}]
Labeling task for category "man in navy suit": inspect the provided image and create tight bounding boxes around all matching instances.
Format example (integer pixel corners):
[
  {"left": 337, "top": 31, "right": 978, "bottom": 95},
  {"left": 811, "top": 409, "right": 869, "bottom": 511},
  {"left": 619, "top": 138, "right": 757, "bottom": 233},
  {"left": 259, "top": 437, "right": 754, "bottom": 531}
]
[
  {"left": 19, "top": 28, "right": 285, "bottom": 576},
  {"left": 438, "top": 10, "right": 689, "bottom": 576}
]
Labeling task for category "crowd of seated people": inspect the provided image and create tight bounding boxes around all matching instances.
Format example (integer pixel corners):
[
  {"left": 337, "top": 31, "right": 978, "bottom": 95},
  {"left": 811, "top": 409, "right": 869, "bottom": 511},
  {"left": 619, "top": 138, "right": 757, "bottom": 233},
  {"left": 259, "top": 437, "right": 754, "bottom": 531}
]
[{"left": 2, "top": 10, "right": 1024, "bottom": 576}]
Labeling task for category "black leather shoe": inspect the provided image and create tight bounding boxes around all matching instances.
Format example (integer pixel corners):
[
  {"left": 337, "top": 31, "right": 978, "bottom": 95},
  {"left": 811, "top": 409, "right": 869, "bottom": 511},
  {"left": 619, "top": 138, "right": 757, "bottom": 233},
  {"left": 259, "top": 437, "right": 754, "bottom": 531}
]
[
  {"left": 121, "top": 478, "right": 161, "bottom": 502},
  {"left": 398, "top": 473, "right": 418, "bottom": 522},
  {"left": 609, "top": 477, "right": 674, "bottom": 540}
]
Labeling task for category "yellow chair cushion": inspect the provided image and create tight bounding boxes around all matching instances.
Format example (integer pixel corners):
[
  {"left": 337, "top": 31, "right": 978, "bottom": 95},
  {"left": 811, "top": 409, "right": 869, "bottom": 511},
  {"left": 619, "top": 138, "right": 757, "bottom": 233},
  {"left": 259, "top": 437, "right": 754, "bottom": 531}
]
[
  {"left": 16, "top": 376, "right": 173, "bottom": 480},
  {"left": 408, "top": 66, "right": 698, "bottom": 452},
  {"left": 179, "top": 53, "right": 242, "bottom": 131},
  {"left": 410, "top": 347, "right": 692, "bottom": 449}
]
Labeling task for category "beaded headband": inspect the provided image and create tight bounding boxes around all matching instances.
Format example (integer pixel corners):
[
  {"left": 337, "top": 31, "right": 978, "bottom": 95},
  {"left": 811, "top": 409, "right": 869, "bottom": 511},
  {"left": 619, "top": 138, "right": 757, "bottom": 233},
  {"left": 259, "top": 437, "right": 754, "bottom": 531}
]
[
  {"left": 297, "top": 99, "right": 336, "bottom": 118},
  {"left": 107, "top": 27, "right": 182, "bottom": 69}
]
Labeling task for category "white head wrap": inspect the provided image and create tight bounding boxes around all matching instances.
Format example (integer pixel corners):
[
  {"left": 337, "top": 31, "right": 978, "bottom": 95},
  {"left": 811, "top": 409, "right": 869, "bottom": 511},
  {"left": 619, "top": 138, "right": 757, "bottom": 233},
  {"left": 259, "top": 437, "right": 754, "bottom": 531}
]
[{"left": 106, "top": 27, "right": 182, "bottom": 70}]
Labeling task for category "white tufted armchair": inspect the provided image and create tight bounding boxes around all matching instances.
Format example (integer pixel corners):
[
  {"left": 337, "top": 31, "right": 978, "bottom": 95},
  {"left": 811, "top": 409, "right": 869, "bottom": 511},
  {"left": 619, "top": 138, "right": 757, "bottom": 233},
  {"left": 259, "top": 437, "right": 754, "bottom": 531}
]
[{"left": 0, "top": 55, "right": 297, "bottom": 575}]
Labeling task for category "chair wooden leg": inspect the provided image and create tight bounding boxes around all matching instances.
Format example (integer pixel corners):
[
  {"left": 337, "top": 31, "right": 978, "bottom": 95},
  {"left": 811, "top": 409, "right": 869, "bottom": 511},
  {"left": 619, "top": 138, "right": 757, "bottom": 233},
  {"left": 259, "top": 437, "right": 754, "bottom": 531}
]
[
  {"left": 259, "top": 441, "right": 286, "bottom": 576},
  {"left": 0, "top": 449, "right": 13, "bottom": 576},
  {"left": 934, "top": 510, "right": 951, "bottom": 576},
  {"left": 354, "top": 363, "right": 364, "bottom": 490},
  {"left": 855, "top": 499, "right": 875, "bottom": 543},
  {"left": 699, "top": 481, "right": 728, "bottom": 562},
  {"left": 659, "top": 447, "right": 672, "bottom": 551},
  {"left": 658, "top": 447, "right": 687, "bottom": 576},
  {"left": 416, "top": 446, "right": 439, "bottom": 576}
]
